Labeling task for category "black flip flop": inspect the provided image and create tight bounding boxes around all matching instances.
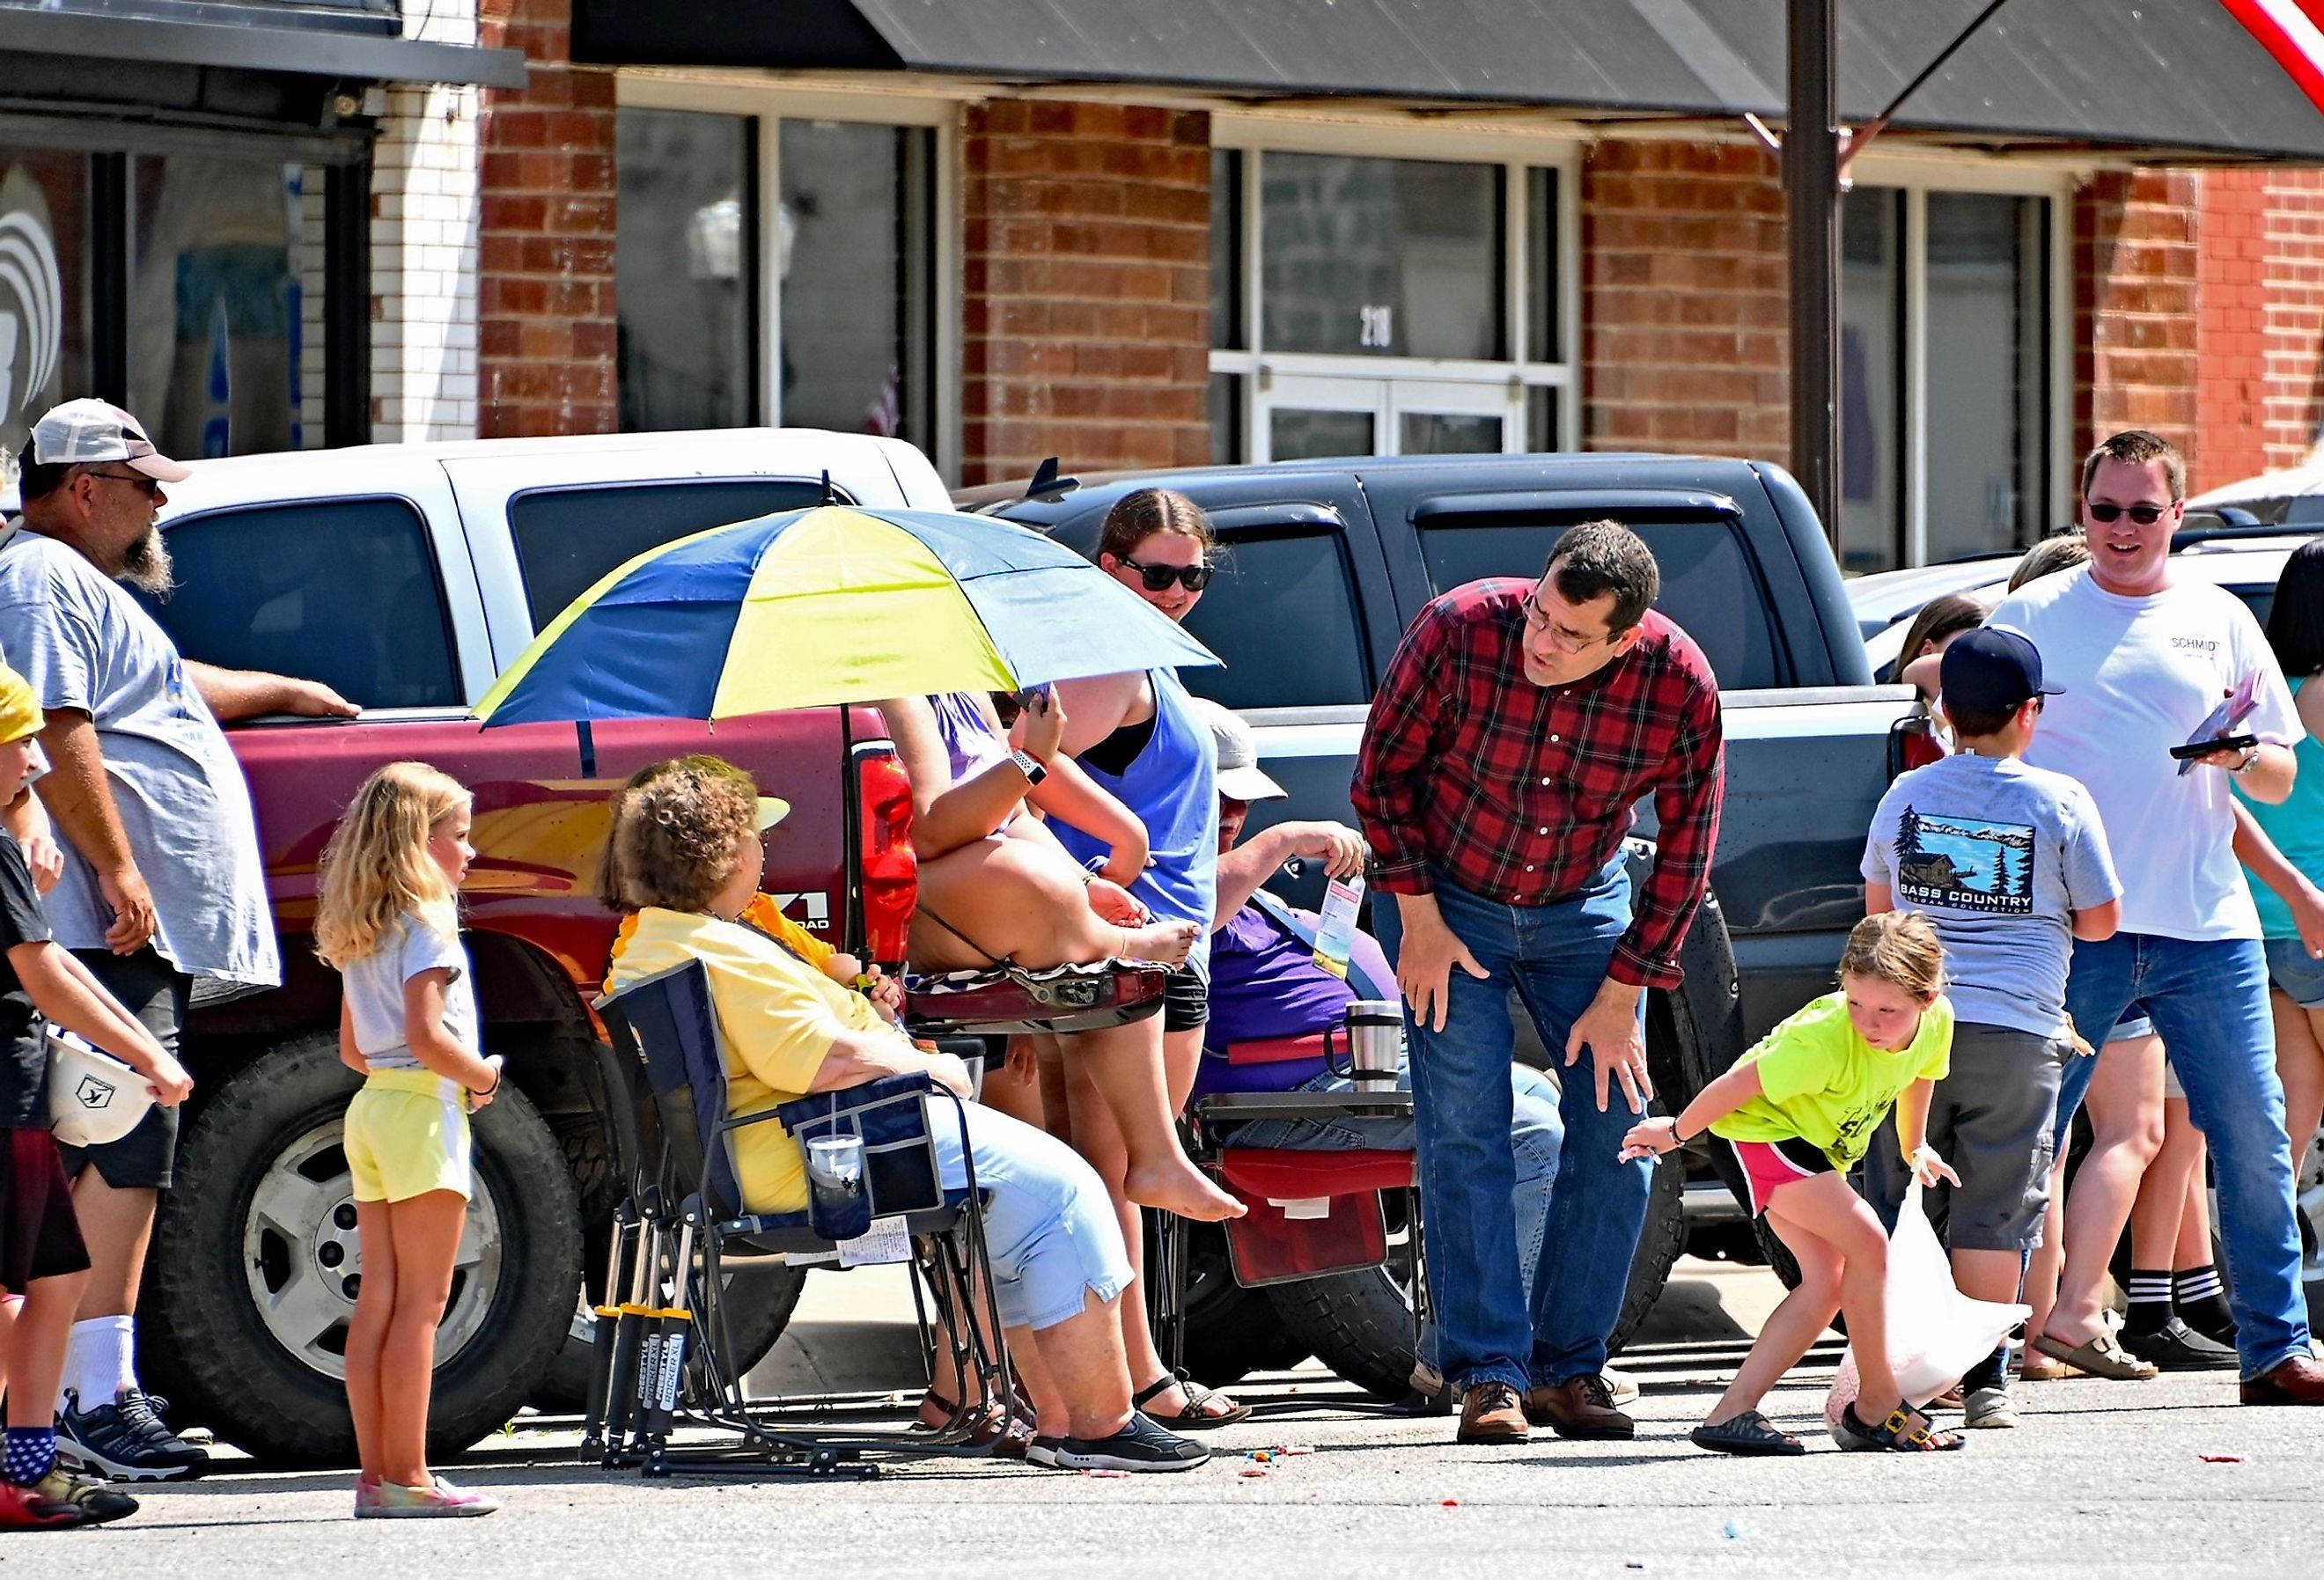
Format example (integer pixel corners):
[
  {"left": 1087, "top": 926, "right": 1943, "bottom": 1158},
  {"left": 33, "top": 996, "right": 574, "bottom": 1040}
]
[
  {"left": 1690, "top": 1411, "right": 1806, "bottom": 1456},
  {"left": 1134, "top": 1367, "right": 1252, "bottom": 1429}
]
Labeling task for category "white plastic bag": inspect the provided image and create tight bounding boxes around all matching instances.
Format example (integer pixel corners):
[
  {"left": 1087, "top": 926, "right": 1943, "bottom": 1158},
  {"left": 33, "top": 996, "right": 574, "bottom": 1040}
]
[{"left": 1824, "top": 1180, "right": 2029, "bottom": 1428}]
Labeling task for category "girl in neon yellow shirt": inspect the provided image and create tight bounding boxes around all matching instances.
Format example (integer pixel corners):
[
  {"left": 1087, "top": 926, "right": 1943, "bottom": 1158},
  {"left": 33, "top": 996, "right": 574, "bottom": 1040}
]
[{"left": 1622, "top": 911, "right": 1964, "bottom": 1455}]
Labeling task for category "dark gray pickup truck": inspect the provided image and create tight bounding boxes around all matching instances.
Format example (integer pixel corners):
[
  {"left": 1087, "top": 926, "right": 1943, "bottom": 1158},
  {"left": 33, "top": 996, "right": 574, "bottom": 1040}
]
[{"left": 989, "top": 452, "right": 1916, "bottom": 1229}]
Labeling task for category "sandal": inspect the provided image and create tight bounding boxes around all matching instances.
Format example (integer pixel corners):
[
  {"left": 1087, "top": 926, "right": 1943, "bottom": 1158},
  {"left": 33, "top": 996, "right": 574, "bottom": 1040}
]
[
  {"left": 1690, "top": 1410, "right": 1806, "bottom": 1457},
  {"left": 1133, "top": 1367, "right": 1252, "bottom": 1429},
  {"left": 917, "top": 1390, "right": 1033, "bottom": 1457},
  {"left": 1833, "top": 1401, "right": 1967, "bottom": 1453},
  {"left": 2031, "top": 1330, "right": 2159, "bottom": 1382}
]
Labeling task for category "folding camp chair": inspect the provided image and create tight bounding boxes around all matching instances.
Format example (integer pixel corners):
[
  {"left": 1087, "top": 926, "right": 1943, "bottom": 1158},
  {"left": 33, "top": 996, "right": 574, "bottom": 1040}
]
[
  {"left": 590, "top": 959, "right": 1015, "bottom": 1478},
  {"left": 1153, "top": 1033, "right": 1430, "bottom": 1400}
]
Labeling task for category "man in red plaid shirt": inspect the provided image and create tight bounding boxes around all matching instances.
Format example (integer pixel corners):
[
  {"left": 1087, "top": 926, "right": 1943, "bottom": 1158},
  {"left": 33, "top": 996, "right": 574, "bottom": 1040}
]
[{"left": 1354, "top": 520, "right": 1724, "bottom": 1445}]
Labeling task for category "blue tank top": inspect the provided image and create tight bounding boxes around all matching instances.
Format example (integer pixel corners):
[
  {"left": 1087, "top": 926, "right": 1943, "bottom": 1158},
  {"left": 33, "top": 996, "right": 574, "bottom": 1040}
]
[
  {"left": 1048, "top": 670, "right": 1219, "bottom": 978},
  {"left": 2239, "top": 675, "right": 2324, "bottom": 940}
]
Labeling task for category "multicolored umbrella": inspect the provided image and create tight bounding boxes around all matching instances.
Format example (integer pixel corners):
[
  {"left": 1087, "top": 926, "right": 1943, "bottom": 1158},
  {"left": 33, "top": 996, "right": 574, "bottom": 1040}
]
[{"left": 474, "top": 503, "right": 1219, "bottom": 724}]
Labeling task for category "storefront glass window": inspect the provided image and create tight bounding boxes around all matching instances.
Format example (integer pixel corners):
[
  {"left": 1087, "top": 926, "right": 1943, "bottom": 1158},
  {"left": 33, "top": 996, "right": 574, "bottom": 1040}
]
[
  {"left": 0, "top": 147, "right": 94, "bottom": 466},
  {"left": 130, "top": 155, "right": 321, "bottom": 459},
  {"left": 776, "top": 119, "right": 932, "bottom": 448},
  {"left": 1839, "top": 188, "right": 1904, "bottom": 573},
  {"left": 1923, "top": 192, "right": 2045, "bottom": 564},
  {"left": 616, "top": 107, "right": 755, "bottom": 432},
  {"left": 1261, "top": 153, "right": 1502, "bottom": 361}
]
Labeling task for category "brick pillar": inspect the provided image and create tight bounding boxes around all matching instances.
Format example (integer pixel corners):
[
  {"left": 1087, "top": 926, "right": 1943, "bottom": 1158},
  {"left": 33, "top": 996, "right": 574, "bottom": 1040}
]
[
  {"left": 1581, "top": 140, "right": 1790, "bottom": 460},
  {"left": 370, "top": 0, "right": 482, "bottom": 441},
  {"left": 2198, "top": 168, "right": 2270, "bottom": 488},
  {"left": 2075, "top": 169, "right": 2199, "bottom": 469},
  {"left": 960, "top": 100, "right": 1210, "bottom": 488},
  {"left": 475, "top": 0, "right": 617, "bottom": 437}
]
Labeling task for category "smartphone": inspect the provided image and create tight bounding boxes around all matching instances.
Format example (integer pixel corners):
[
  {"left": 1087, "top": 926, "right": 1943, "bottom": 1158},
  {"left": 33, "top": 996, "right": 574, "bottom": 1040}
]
[
  {"left": 1011, "top": 684, "right": 1053, "bottom": 716},
  {"left": 2168, "top": 732, "right": 2258, "bottom": 761}
]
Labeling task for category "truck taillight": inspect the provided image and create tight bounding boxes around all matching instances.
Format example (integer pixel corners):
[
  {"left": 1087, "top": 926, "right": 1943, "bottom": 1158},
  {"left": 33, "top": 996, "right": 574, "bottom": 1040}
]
[
  {"left": 855, "top": 747, "right": 918, "bottom": 970},
  {"left": 1888, "top": 712, "right": 1945, "bottom": 778}
]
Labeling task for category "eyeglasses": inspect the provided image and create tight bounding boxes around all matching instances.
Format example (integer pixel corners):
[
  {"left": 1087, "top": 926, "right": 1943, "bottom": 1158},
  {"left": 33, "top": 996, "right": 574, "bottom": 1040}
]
[
  {"left": 1522, "top": 597, "right": 1615, "bottom": 655},
  {"left": 1116, "top": 555, "right": 1213, "bottom": 592},
  {"left": 83, "top": 469, "right": 161, "bottom": 498},
  {"left": 2084, "top": 501, "right": 2168, "bottom": 525}
]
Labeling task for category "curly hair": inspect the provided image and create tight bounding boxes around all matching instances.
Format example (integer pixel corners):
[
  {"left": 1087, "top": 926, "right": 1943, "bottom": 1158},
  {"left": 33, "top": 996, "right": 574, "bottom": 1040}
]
[
  {"left": 600, "top": 755, "right": 761, "bottom": 915},
  {"left": 314, "top": 761, "right": 469, "bottom": 967}
]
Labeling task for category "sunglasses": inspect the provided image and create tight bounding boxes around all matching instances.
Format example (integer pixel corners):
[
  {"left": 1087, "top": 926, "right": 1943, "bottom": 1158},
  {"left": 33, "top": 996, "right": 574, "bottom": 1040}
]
[
  {"left": 85, "top": 468, "right": 162, "bottom": 498},
  {"left": 1116, "top": 555, "right": 1213, "bottom": 592},
  {"left": 2084, "top": 501, "right": 2168, "bottom": 525}
]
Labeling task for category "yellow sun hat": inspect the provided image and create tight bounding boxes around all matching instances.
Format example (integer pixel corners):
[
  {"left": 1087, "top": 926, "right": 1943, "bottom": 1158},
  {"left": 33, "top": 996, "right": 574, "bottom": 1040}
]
[{"left": 0, "top": 663, "right": 44, "bottom": 747}]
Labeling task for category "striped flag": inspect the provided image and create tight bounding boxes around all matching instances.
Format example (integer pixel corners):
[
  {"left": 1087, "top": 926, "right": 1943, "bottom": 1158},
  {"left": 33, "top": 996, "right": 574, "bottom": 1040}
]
[{"left": 2222, "top": 0, "right": 2324, "bottom": 112}]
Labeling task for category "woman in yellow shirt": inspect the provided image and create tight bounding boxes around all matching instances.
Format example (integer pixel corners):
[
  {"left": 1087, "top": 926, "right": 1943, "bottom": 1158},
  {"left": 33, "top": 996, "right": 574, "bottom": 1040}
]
[
  {"left": 1623, "top": 912, "right": 1963, "bottom": 1456},
  {"left": 600, "top": 756, "right": 1207, "bottom": 1473}
]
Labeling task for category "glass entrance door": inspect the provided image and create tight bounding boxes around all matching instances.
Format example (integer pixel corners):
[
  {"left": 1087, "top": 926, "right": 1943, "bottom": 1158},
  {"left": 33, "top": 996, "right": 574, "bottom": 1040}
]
[{"left": 1259, "top": 374, "right": 1515, "bottom": 462}]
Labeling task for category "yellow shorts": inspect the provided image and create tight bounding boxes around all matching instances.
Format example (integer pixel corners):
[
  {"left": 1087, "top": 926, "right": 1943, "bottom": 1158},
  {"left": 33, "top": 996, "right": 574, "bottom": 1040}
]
[{"left": 345, "top": 1069, "right": 474, "bottom": 1203}]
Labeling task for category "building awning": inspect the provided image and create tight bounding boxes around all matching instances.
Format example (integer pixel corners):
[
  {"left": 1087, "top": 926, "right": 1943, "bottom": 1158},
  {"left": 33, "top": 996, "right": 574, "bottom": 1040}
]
[
  {"left": 0, "top": 0, "right": 527, "bottom": 90},
  {"left": 571, "top": 0, "right": 2324, "bottom": 163}
]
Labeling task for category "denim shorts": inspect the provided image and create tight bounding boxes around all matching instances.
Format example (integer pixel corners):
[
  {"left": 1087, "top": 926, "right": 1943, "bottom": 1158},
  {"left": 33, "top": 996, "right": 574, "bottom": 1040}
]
[{"left": 2264, "top": 937, "right": 2324, "bottom": 1010}]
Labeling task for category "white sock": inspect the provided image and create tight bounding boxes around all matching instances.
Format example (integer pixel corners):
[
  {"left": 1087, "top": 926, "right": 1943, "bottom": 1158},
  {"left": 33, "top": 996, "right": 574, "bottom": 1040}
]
[{"left": 58, "top": 1315, "right": 136, "bottom": 1415}]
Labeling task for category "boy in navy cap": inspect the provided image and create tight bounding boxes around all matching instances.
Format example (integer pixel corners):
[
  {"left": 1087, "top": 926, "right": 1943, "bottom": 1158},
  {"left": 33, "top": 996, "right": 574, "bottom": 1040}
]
[{"left": 1859, "top": 627, "right": 2125, "bottom": 1428}]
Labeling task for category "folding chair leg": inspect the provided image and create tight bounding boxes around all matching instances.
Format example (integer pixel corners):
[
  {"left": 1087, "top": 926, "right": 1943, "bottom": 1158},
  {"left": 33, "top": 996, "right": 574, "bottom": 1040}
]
[
  {"left": 578, "top": 1216, "right": 634, "bottom": 1462},
  {"left": 1154, "top": 1205, "right": 1189, "bottom": 1376},
  {"left": 636, "top": 1221, "right": 696, "bottom": 1478},
  {"left": 603, "top": 1217, "right": 663, "bottom": 1466}
]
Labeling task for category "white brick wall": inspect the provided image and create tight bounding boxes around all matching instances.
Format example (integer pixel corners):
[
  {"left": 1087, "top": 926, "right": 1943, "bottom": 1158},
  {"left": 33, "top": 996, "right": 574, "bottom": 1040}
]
[{"left": 369, "top": 0, "right": 482, "bottom": 440}]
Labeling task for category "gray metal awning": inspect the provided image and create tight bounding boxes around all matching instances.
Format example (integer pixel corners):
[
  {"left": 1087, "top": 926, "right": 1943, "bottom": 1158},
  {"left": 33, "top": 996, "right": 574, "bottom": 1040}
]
[
  {"left": 571, "top": 0, "right": 2324, "bottom": 162},
  {"left": 0, "top": 0, "right": 527, "bottom": 90}
]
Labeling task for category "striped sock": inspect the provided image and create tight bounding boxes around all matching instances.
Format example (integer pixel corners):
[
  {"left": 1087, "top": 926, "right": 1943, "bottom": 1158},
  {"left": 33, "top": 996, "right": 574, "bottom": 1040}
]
[
  {"left": 2173, "top": 1265, "right": 2235, "bottom": 1341},
  {"left": 2122, "top": 1268, "right": 2173, "bottom": 1336},
  {"left": 2, "top": 1426, "right": 55, "bottom": 1487}
]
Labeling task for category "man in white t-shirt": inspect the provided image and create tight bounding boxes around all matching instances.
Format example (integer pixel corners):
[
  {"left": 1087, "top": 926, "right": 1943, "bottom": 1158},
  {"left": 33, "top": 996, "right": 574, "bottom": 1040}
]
[{"left": 1985, "top": 429, "right": 2321, "bottom": 1404}]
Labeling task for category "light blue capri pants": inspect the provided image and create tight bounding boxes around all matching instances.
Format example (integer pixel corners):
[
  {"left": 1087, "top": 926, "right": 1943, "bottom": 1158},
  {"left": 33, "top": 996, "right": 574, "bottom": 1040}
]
[{"left": 932, "top": 1103, "right": 1134, "bottom": 1331}]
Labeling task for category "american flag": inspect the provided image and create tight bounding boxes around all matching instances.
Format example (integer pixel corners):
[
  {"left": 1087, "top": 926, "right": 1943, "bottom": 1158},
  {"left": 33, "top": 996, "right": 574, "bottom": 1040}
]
[{"left": 2222, "top": 0, "right": 2324, "bottom": 112}]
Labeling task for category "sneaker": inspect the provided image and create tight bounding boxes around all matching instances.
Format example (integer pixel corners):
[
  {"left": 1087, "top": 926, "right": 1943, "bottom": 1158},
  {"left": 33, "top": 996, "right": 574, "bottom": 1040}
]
[
  {"left": 1047, "top": 1414, "right": 1209, "bottom": 1473},
  {"left": 27, "top": 1466, "right": 138, "bottom": 1525},
  {"left": 56, "top": 1389, "right": 210, "bottom": 1481},
  {"left": 355, "top": 1476, "right": 502, "bottom": 1518},
  {"left": 353, "top": 1476, "right": 382, "bottom": 1517},
  {"left": 0, "top": 1477, "right": 86, "bottom": 1530},
  {"left": 1962, "top": 1386, "right": 2020, "bottom": 1429},
  {"left": 1600, "top": 1364, "right": 1641, "bottom": 1407}
]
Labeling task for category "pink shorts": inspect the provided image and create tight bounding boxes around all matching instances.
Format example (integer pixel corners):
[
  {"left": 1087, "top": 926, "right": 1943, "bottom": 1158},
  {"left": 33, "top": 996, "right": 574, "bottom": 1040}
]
[{"left": 1725, "top": 1136, "right": 1835, "bottom": 1217}]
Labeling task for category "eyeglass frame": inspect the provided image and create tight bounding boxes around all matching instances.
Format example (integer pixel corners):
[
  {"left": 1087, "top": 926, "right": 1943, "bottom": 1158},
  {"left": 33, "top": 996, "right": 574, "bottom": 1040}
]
[
  {"left": 1521, "top": 589, "right": 1622, "bottom": 656},
  {"left": 79, "top": 467, "right": 164, "bottom": 499},
  {"left": 2082, "top": 500, "right": 2171, "bottom": 525},
  {"left": 1114, "top": 555, "right": 1214, "bottom": 593}
]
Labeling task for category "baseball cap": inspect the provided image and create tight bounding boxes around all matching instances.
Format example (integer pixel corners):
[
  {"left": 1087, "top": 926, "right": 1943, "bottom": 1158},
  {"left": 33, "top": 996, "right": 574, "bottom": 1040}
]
[
  {"left": 0, "top": 662, "right": 41, "bottom": 747},
  {"left": 1939, "top": 627, "right": 2063, "bottom": 717},
  {"left": 754, "top": 797, "right": 791, "bottom": 832},
  {"left": 1189, "top": 696, "right": 1284, "bottom": 802},
  {"left": 28, "top": 399, "right": 192, "bottom": 483}
]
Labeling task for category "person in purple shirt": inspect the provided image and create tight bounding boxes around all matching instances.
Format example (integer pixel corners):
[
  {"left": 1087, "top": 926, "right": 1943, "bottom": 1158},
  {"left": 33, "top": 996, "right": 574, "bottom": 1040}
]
[{"left": 1188, "top": 702, "right": 1571, "bottom": 1398}]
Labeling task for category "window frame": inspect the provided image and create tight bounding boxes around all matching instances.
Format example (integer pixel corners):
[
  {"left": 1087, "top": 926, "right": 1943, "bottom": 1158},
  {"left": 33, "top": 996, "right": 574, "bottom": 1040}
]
[
  {"left": 614, "top": 77, "right": 960, "bottom": 480},
  {"left": 1843, "top": 150, "right": 2074, "bottom": 568},
  {"left": 1208, "top": 114, "right": 1583, "bottom": 462}
]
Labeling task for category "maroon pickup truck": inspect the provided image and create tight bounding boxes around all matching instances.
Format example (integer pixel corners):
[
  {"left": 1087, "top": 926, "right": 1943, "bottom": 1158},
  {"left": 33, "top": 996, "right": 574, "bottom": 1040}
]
[{"left": 121, "top": 432, "right": 956, "bottom": 1462}]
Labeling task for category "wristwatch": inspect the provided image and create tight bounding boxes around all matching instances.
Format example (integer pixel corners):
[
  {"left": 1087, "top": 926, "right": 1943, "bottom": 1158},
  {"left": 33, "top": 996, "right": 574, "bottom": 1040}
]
[
  {"left": 2234, "top": 746, "right": 2262, "bottom": 776},
  {"left": 1010, "top": 748, "right": 1048, "bottom": 786}
]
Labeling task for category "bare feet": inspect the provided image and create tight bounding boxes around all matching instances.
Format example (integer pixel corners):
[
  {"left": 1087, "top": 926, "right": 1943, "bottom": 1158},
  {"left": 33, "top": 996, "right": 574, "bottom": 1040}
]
[
  {"left": 1126, "top": 1155, "right": 1247, "bottom": 1221},
  {"left": 1118, "top": 919, "right": 1201, "bottom": 966}
]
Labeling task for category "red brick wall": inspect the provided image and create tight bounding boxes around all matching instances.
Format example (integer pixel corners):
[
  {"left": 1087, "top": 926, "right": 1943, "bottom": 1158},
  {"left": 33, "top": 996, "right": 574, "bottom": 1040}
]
[
  {"left": 476, "top": 0, "right": 617, "bottom": 437},
  {"left": 960, "top": 100, "right": 1210, "bottom": 488},
  {"left": 2196, "top": 167, "right": 2324, "bottom": 487},
  {"left": 1580, "top": 140, "right": 1789, "bottom": 459},
  {"left": 2074, "top": 169, "right": 2199, "bottom": 470}
]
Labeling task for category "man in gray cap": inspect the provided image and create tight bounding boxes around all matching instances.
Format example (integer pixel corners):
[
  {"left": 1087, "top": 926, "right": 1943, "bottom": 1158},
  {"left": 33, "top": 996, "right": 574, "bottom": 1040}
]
[{"left": 2, "top": 399, "right": 354, "bottom": 1480}]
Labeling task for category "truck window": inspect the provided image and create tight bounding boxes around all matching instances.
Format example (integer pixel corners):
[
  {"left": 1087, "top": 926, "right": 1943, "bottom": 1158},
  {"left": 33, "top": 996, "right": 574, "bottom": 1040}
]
[
  {"left": 510, "top": 479, "right": 828, "bottom": 628},
  {"left": 1179, "top": 531, "right": 1371, "bottom": 711},
  {"left": 1416, "top": 518, "right": 1780, "bottom": 689},
  {"left": 141, "top": 498, "right": 460, "bottom": 709}
]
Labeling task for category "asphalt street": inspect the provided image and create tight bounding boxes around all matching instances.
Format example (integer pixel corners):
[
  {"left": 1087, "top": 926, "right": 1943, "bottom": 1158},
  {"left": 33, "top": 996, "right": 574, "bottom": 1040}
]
[{"left": 25, "top": 1258, "right": 2324, "bottom": 1580}]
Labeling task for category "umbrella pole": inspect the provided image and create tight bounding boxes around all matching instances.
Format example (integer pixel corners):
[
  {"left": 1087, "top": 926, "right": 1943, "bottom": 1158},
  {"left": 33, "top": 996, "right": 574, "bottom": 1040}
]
[{"left": 577, "top": 719, "right": 598, "bottom": 779}]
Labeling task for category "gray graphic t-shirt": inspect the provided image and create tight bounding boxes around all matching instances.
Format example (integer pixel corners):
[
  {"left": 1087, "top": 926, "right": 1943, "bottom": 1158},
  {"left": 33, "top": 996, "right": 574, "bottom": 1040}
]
[{"left": 1862, "top": 753, "right": 2120, "bottom": 1038}]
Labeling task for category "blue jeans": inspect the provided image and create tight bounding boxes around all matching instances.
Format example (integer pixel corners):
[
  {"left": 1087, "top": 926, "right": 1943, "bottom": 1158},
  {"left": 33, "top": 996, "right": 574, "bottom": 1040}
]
[
  {"left": 2052, "top": 932, "right": 2312, "bottom": 1378},
  {"left": 935, "top": 1104, "right": 1134, "bottom": 1331},
  {"left": 1223, "top": 1062, "right": 1564, "bottom": 1367},
  {"left": 1374, "top": 862, "right": 1651, "bottom": 1394}
]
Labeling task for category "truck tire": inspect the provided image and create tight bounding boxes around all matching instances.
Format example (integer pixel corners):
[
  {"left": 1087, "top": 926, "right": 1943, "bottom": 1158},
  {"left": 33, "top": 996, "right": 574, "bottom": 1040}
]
[
  {"left": 1268, "top": 1152, "right": 1686, "bottom": 1400},
  {"left": 534, "top": 1260, "right": 807, "bottom": 1412},
  {"left": 145, "top": 1033, "right": 583, "bottom": 1466},
  {"left": 1148, "top": 1219, "right": 1313, "bottom": 1387}
]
